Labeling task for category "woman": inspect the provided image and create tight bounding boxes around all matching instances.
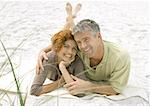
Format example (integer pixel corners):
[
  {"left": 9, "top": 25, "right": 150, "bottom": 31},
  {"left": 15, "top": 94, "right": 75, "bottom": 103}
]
[
  {"left": 30, "top": 3, "right": 86, "bottom": 96},
  {"left": 36, "top": 2, "right": 82, "bottom": 74}
]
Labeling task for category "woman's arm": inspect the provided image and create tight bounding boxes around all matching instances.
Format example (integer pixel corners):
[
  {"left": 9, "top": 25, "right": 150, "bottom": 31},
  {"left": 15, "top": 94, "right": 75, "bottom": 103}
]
[
  {"left": 31, "top": 57, "right": 65, "bottom": 96},
  {"left": 38, "top": 76, "right": 64, "bottom": 96},
  {"left": 59, "top": 60, "right": 88, "bottom": 97},
  {"left": 31, "top": 77, "right": 64, "bottom": 96},
  {"left": 59, "top": 61, "right": 74, "bottom": 84},
  {"left": 31, "top": 67, "right": 65, "bottom": 96}
]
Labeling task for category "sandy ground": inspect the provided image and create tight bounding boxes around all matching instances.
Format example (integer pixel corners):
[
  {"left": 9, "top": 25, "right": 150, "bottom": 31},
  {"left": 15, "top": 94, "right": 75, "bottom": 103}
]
[{"left": 0, "top": 0, "right": 150, "bottom": 105}]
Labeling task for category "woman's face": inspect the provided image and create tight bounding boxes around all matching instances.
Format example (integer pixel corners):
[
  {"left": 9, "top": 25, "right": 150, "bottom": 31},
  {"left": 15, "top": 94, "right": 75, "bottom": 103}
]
[{"left": 57, "top": 39, "right": 77, "bottom": 63}]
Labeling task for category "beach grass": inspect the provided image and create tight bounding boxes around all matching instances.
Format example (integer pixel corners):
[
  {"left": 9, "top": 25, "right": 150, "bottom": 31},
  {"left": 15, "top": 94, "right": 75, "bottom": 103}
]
[{"left": 0, "top": 39, "right": 25, "bottom": 106}]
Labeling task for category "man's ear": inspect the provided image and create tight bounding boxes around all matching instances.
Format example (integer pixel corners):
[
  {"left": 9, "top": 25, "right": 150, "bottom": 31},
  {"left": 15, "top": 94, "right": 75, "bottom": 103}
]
[{"left": 96, "top": 32, "right": 102, "bottom": 39}]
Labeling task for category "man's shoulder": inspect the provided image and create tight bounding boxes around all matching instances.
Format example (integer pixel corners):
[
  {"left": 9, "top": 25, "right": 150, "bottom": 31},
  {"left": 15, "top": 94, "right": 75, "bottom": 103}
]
[
  {"left": 103, "top": 40, "right": 130, "bottom": 66},
  {"left": 104, "top": 40, "right": 129, "bottom": 57},
  {"left": 43, "top": 51, "right": 57, "bottom": 64}
]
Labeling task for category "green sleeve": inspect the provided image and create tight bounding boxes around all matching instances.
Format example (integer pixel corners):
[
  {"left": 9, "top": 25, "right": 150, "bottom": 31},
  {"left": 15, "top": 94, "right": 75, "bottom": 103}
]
[{"left": 109, "top": 52, "right": 131, "bottom": 93}]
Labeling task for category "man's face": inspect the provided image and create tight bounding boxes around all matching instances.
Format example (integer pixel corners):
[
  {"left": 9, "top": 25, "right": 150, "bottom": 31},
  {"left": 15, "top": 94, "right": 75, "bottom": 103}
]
[{"left": 74, "top": 31, "right": 100, "bottom": 58}]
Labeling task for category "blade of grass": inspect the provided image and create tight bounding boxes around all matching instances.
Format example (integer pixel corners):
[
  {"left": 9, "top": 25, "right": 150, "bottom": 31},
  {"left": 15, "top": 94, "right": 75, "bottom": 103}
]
[
  {"left": 0, "top": 33, "right": 33, "bottom": 74},
  {"left": 0, "top": 39, "right": 24, "bottom": 106},
  {"left": 0, "top": 67, "right": 34, "bottom": 102}
]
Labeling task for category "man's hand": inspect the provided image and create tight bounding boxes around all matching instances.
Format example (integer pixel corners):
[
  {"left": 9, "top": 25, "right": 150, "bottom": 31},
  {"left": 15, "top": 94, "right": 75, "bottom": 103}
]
[
  {"left": 64, "top": 75, "right": 92, "bottom": 95},
  {"left": 36, "top": 50, "right": 48, "bottom": 74}
]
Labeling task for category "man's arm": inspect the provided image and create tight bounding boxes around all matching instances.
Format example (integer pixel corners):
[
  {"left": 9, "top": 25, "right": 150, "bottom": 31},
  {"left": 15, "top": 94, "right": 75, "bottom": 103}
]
[
  {"left": 36, "top": 45, "right": 52, "bottom": 74},
  {"left": 42, "top": 45, "right": 52, "bottom": 53},
  {"left": 86, "top": 83, "right": 118, "bottom": 95},
  {"left": 64, "top": 75, "right": 118, "bottom": 95}
]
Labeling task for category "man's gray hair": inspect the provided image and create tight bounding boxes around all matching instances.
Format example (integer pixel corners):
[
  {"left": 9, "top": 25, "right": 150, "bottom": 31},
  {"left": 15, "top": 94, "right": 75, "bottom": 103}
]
[{"left": 72, "top": 19, "right": 100, "bottom": 36}]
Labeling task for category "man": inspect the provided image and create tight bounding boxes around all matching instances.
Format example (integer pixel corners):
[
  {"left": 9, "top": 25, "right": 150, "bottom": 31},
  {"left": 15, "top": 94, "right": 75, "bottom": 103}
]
[{"left": 36, "top": 19, "right": 130, "bottom": 96}]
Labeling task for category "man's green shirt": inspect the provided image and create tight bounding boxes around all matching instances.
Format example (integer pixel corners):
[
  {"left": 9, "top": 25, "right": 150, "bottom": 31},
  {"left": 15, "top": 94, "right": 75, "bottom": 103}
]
[{"left": 78, "top": 41, "right": 131, "bottom": 93}]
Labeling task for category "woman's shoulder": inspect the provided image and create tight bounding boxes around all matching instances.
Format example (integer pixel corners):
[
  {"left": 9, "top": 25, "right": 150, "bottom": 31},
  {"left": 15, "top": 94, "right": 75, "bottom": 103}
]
[
  {"left": 69, "top": 55, "right": 85, "bottom": 75},
  {"left": 70, "top": 55, "right": 83, "bottom": 67}
]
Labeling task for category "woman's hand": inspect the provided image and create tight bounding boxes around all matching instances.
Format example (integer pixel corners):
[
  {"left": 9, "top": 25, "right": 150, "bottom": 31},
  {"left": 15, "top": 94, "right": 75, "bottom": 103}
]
[
  {"left": 59, "top": 61, "right": 74, "bottom": 83},
  {"left": 59, "top": 61, "right": 70, "bottom": 71},
  {"left": 36, "top": 50, "right": 48, "bottom": 74}
]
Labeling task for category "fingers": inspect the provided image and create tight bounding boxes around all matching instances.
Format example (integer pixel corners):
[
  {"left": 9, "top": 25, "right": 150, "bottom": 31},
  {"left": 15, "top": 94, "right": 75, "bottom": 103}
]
[
  {"left": 64, "top": 82, "right": 76, "bottom": 92},
  {"left": 63, "top": 81, "right": 83, "bottom": 96},
  {"left": 64, "top": 81, "right": 75, "bottom": 88},
  {"left": 36, "top": 64, "right": 40, "bottom": 74},
  {"left": 36, "top": 60, "right": 43, "bottom": 74},
  {"left": 36, "top": 51, "right": 48, "bottom": 74},
  {"left": 68, "top": 85, "right": 76, "bottom": 91},
  {"left": 43, "top": 53, "right": 48, "bottom": 60},
  {"left": 65, "top": 84, "right": 82, "bottom": 96},
  {"left": 39, "top": 51, "right": 48, "bottom": 70},
  {"left": 71, "top": 75, "right": 79, "bottom": 81},
  {"left": 39, "top": 58, "right": 44, "bottom": 71}
]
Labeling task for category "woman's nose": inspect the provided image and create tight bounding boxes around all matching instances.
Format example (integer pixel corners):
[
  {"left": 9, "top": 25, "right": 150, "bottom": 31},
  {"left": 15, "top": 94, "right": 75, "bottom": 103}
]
[{"left": 68, "top": 48, "right": 73, "bottom": 54}]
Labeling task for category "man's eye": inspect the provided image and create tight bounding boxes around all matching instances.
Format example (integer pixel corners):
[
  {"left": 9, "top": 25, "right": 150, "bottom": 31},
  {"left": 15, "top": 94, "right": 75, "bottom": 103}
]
[{"left": 77, "top": 42, "right": 81, "bottom": 45}]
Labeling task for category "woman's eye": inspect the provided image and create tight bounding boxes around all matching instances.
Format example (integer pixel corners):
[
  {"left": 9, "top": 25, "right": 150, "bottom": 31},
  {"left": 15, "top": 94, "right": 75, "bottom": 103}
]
[
  {"left": 64, "top": 45, "right": 68, "bottom": 48},
  {"left": 85, "top": 38, "right": 88, "bottom": 42}
]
